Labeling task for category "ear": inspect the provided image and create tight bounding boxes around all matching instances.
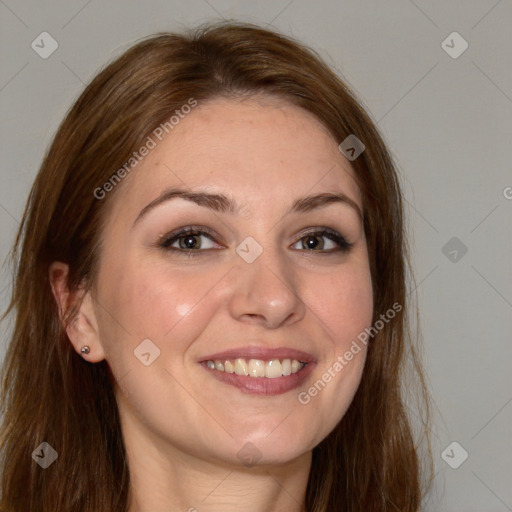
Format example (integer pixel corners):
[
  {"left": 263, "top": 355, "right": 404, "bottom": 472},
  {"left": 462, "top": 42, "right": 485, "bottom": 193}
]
[{"left": 49, "top": 261, "right": 106, "bottom": 363}]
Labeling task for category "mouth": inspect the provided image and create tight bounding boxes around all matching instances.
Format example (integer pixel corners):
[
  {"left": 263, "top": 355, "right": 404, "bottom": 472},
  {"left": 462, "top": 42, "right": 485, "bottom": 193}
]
[
  {"left": 199, "top": 347, "right": 316, "bottom": 396},
  {"left": 205, "top": 357, "right": 306, "bottom": 377}
]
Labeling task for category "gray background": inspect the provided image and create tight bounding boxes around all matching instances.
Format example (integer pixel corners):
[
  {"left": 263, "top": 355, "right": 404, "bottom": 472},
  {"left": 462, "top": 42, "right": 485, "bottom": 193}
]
[{"left": 1, "top": 1, "right": 511, "bottom": 510}]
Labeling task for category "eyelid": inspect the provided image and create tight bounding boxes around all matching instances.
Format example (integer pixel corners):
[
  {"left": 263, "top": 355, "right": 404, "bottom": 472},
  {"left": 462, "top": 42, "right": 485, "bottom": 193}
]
[
  {"left": 157, "top": 224, "right": 353, "bottom": 255},
  {"left": 157, "top": 224, "right": 219, "bottom": 243},
  {"left": 294, "top": 226, "right": 354, "bottom": 252}
]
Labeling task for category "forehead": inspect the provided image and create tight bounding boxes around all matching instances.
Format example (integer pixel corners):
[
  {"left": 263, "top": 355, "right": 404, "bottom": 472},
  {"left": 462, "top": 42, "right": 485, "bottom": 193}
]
[{"left": 106, "top": 95, "right": 362, "bottom": 224}]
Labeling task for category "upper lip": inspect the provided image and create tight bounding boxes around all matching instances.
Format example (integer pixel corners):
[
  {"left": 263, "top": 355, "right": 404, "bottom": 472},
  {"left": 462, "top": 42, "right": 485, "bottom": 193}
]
[{"left": 200, "top": 346, "right": 316, "bottom": 364}]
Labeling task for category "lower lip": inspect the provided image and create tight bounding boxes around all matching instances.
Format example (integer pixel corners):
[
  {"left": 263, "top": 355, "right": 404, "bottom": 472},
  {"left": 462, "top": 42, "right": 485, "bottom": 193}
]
[{"left": 200, "top": 362, "right": 316, "bottom": 395}]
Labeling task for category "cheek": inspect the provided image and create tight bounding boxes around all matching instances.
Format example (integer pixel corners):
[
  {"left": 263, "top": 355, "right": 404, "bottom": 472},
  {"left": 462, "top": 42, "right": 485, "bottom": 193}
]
[
  {"left": 293, "top": 260, "right": 373, "bottom": 432},
  {"left": 96, "top": 258, "right": 227, "bottom": 356},
  {"left": 92, "top": 245, "right": 375, "bottom": 463},
  {"left": 98, "top": 247, "right": 374, "bottom": 373},
  {"left": 302, "top": 261, "right": 374, "bottom": 351}
]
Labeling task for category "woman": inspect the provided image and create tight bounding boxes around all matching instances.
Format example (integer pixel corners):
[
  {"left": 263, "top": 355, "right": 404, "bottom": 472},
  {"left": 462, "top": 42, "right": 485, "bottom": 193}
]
[{"left": 0, "top": 21, "right": 432, "bottom": 511}]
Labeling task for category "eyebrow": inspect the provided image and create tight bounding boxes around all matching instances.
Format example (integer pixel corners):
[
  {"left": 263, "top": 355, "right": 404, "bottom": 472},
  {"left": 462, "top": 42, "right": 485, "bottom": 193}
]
[{"left": 132, "top": 187, "right": 363, "bottom": 228}]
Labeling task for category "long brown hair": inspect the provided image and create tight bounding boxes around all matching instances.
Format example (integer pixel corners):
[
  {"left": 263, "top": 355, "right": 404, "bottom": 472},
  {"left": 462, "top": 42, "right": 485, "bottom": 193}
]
[{"left": 0, "top": 21, "right": 432, "bottom": 511}]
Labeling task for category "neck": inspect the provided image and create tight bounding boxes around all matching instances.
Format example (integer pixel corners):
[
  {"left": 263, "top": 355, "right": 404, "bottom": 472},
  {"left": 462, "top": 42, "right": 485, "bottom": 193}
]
[{"left": 123, "top": 416, "right": 311, "bottom": 512}]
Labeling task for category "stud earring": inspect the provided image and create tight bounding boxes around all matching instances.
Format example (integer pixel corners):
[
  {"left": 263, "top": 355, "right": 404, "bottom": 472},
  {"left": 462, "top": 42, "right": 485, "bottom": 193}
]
[{"left": 80, "top": 346, "right": 90, "bottom": 355}]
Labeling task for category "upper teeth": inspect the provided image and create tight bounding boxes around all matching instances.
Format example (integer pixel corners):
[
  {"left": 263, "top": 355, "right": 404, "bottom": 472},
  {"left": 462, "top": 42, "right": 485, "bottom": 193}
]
[{"left": 206, "top": 358, "right": 305, "bottom": 378}]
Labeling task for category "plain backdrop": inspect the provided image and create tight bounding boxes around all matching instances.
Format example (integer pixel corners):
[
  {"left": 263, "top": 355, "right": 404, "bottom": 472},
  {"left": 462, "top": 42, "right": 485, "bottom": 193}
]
[{"left": 1, "top": 1, "right": 511, "bottom": 511}]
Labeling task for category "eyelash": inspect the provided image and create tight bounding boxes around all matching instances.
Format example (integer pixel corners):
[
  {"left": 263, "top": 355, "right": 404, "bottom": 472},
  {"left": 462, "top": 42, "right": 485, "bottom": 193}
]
[{"left": 157, "top": 225, "right": 354, "bottom": 257}]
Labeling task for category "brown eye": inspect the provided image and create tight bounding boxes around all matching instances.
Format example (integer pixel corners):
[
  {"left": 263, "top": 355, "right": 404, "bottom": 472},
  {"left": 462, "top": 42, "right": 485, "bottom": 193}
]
[
  {"left": 176, "top": 234, "right": 202, "bottom": 249},
  {"left": 157, "top": 226, "right": 353, "bottom": 257},
  {"left": 301, "top": 234, "right": 325, "bottom": 250},
  {"left": 292, "top": 229, "right": 353, "bottom": 252},
  {"left": 159, "top": 226, "right": 220, "bottom": 256}
]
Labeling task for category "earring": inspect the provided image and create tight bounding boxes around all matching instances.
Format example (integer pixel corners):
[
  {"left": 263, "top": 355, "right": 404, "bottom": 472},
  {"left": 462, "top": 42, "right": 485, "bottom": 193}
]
[{"left": 81, "top": 346, "right": 90, "bottom": 355}]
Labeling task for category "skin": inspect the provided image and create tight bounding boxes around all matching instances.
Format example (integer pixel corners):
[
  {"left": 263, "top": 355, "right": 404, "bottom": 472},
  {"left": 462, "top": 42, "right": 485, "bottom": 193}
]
[{"left": 50, "top": 95, "right": 373, "bottom": 512}]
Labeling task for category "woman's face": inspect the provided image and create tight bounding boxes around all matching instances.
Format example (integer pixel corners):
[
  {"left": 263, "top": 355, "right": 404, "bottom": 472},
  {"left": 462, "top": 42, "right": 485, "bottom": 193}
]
[{"left": 90, "top": 95, "right": 373, "bottom": 467}]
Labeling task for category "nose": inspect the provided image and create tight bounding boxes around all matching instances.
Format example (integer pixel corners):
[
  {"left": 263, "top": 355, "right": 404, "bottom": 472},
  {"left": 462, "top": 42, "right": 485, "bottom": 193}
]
[{"left": 227, "top": 240, "right": 306, "bottom": 329}]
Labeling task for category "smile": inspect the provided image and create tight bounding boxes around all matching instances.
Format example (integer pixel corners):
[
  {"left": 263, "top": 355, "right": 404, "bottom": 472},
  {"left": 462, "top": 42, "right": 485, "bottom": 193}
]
[
  {"left": 205, "top": 358, "right": 305, "bottom": 378},
  {"left": 199, "top": 347, "right": 316, "bottom": 395}
]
